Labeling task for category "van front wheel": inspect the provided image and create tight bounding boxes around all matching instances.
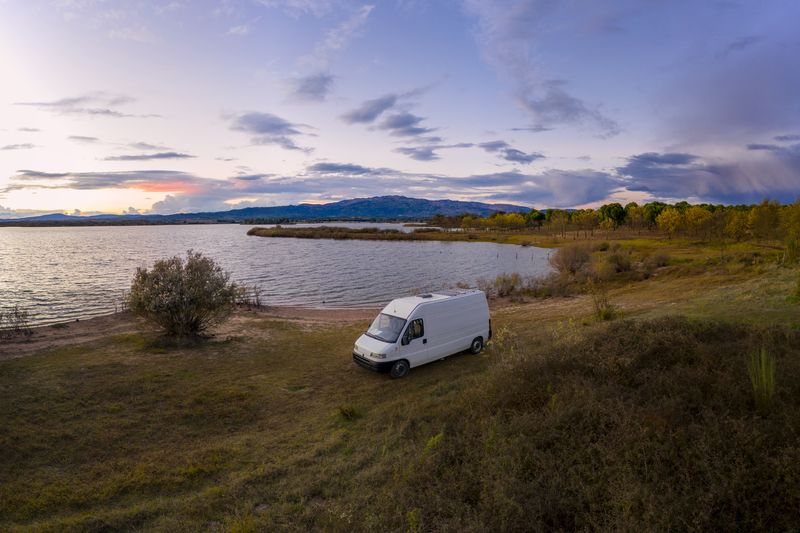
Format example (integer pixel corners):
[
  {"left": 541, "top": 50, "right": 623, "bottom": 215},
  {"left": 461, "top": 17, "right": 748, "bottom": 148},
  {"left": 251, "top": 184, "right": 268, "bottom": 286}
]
[
  {"left": 389, "top": 360, "right": 410, "bottom": 379},
  {"left": 470, "top": 337, "right": 484, "bottom": 354}
]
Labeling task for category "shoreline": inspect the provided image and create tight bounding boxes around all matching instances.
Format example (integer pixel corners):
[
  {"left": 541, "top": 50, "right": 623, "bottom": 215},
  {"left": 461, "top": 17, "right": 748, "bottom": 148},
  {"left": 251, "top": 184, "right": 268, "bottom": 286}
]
[{"left": 0, "top": 305, "right": 382, "bottom": 360}]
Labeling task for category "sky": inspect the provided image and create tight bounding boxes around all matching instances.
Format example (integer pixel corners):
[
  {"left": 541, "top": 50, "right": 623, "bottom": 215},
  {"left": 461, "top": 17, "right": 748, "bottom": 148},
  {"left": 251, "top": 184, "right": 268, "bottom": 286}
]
[{"left": 0, "top": 0, "right": 799, "bottom": 217}]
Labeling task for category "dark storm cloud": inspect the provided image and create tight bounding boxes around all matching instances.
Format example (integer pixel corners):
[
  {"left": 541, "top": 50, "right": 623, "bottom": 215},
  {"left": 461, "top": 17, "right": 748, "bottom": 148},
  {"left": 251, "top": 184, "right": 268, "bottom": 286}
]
[
  {"left": 775, "top": 134, "right": 800, "bottom": 142},
  {"left": 103, "top": 152, "right": 195, "bottom": 161},
  {"left": 229, "top": 111, "right": 312, "bottom": 151},
  {"left": 291, "top": 72, "right": 335, "bottom": 101},
  {"left": 618, "top": 148, "right": 800, "bottom": 204},
  {"left": 68, "top": 135, "right": 100, "bottom": 143},
  {"left": 661, "top": 33, "right": 800, "bottom": 144},
  {"left": 746, "top": 143, "right": 781, "bottom": 152},
  {"left": 468, "top": 169, "right": 621, "bottom": 207}
]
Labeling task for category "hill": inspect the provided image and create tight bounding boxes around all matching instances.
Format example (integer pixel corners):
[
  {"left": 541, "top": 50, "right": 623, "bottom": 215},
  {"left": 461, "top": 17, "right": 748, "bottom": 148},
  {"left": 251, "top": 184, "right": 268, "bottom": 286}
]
[{"left": 0, "top": 196, "right": 529, "bottom": 226}]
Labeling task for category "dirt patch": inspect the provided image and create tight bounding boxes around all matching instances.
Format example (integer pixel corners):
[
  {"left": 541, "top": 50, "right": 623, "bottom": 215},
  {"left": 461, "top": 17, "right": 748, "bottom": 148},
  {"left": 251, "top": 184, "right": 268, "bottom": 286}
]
[{"left": 0, "top": 306, "right": 381, "bottom": 361}]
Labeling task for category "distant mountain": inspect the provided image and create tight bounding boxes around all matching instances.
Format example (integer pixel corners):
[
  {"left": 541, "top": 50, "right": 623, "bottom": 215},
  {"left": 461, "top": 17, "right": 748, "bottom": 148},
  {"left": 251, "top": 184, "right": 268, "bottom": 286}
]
[{"left": 0, "top": 196, "right": 530, "bottom": 226}]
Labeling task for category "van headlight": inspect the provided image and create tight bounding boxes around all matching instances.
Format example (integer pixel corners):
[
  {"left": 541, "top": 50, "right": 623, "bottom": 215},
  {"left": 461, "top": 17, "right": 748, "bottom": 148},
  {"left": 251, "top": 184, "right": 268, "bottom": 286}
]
[{"left": 372, "top": 352, "right": 387, "bottom": 359}]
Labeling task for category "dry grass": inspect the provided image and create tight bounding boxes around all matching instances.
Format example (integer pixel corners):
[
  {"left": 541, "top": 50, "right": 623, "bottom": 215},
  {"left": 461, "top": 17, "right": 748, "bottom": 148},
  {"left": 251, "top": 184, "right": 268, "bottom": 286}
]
[{"left": 2, "top": 238, "right": 799, "bottom": 531}]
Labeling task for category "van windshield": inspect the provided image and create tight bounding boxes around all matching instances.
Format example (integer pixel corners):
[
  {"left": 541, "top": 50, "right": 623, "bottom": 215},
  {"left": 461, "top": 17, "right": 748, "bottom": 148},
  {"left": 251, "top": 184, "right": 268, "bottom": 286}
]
[{"left": 366, "top": 313, "right": 406, "bottom": 343}]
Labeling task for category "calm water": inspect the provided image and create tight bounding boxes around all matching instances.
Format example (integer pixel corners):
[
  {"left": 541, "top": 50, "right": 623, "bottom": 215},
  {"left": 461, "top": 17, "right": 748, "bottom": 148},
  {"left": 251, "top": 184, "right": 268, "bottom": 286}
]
[{"left": 0, "top": 224, "right": 552, "bottom": 325}]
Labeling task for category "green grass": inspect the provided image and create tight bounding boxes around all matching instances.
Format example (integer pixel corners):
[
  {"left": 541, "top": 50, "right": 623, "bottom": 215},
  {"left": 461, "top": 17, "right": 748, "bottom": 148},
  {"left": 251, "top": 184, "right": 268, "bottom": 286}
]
[{"left": 2, "top": 240, "right": 800, "bottom": 531}]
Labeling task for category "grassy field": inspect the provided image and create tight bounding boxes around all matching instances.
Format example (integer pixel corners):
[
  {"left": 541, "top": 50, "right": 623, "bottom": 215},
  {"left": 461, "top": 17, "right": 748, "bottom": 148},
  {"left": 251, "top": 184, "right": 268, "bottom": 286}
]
[{"left": 1, "top": 237, "right": 799, "bottom": 531}]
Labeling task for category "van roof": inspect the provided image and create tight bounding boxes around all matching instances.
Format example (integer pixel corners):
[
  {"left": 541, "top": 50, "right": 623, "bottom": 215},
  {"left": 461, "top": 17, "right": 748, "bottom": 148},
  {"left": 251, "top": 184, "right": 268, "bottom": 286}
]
[{"left": 382, "top": 289, "right": 484, "bottom": 319}]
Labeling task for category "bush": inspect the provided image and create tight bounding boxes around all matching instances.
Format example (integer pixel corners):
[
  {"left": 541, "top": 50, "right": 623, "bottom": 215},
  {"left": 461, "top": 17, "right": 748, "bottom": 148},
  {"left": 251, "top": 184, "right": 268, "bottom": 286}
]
[
  {"left": 477, "top": 273, "right": 523, "bottom": 298},
  {"left": 0, "top": 305, "right": 33, "bottom": 341},
  {"left": 128, "top": 251, "right": 239, "bottom": 338},
  {"left": 549, "top": 244, "right": 590, "bottom": 275},
  {"left": 589, "top": 283, "right": 618, "bottom": 320},
  {"left": 605, "top": 249, "right": 632, "bottom": 273}
]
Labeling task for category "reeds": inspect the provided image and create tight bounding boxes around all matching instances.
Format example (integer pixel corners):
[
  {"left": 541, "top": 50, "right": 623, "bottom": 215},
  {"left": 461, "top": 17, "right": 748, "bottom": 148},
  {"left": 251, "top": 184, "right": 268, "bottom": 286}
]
[{"left": 748, "top": 346, "right": 776, "bottom": 412}]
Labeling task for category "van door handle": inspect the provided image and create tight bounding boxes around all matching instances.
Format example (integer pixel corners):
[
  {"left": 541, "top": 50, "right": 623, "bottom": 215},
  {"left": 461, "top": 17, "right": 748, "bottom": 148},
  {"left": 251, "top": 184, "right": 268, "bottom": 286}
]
[{"left": 423, "top": 339, "right": 427, "bottom": 344}]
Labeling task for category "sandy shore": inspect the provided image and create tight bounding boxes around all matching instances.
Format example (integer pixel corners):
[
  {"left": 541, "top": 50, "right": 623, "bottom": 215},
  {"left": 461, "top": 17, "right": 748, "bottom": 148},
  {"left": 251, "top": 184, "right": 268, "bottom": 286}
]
[{"left": 0, "top": 305, "right": 380, "bottom": 361}]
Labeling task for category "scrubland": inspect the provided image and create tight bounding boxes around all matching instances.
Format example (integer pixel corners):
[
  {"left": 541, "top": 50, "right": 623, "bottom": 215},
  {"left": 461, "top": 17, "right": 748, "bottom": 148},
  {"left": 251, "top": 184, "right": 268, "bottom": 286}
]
[{"left": 1, "top": 236, "right": 799, "bottom": 531}]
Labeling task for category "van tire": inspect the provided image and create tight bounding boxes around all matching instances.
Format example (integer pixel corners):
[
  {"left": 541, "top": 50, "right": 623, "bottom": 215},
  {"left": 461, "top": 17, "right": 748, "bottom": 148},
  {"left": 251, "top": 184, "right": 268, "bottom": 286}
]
[
  {"left": 389, "top": 360, "right": 410, "bottom": 379},
  {"left": 470, "top": 337, "right": 484, "bottom": 354}
]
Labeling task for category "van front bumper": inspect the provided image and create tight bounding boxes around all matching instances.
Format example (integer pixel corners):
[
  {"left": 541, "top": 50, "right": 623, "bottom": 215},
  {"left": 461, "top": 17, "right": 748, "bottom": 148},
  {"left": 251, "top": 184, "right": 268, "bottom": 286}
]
[{"left": 353, "top": 352, "right": 394, "bottom": 373}]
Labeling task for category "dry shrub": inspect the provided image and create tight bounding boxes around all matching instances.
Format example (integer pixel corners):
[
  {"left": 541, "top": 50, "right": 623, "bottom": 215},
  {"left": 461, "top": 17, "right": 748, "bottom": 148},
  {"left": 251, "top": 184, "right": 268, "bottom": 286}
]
[
  {"left": 549, "top": 244, "right": 591, "bottom": 275},
  {"left": 526, "top": 273, "right": 573, "bottom": 298},
  {"left": 477, "top": 273, "right": 523, "bottom": 298},
  {"left": 128, "top": 251, "right": 238, "bottom": 338},
  {"left": 0, "top": 305, "right": 33, "bottom": 341},
  {"left": 378, "top": 316, "right": 800, "bottom": 532}
]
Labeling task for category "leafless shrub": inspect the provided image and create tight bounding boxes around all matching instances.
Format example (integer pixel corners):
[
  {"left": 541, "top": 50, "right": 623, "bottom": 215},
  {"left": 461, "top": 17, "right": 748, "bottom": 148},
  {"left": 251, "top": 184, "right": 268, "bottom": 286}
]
[
  {"left": 0, "top": 305, "right": 33, "bottom": 341},
  {"left": 549, "top": 244, "right": 591, "bottom": 275}
]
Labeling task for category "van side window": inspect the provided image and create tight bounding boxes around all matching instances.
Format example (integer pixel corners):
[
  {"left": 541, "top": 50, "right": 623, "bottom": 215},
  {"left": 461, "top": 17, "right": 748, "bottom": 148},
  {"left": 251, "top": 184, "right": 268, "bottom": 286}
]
[{"left": 407, "top": 319, "right": 424, "bottom": 340}]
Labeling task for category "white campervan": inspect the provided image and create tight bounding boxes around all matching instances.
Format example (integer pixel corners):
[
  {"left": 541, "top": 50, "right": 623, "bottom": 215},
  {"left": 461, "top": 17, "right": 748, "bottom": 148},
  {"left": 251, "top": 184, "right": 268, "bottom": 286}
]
[{"left": 352, "top": 289, "right": 491, "bottom": 378}]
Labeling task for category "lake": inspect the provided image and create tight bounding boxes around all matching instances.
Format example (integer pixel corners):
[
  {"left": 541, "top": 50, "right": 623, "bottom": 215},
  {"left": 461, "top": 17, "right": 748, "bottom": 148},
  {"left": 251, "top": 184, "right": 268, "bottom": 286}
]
[{"left": 0, "top": 223, "right": 552, "bottom": 325}]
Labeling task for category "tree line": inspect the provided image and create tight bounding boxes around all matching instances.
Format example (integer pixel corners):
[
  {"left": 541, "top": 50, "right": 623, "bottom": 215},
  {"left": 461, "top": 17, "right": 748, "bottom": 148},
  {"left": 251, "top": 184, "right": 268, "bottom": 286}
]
[{"left": 430, "top": 199, "right": 800, "bottom": 245}]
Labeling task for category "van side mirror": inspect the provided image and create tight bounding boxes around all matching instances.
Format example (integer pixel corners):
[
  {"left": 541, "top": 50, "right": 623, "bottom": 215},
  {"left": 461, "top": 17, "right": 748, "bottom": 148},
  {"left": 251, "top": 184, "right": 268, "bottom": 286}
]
[{"left": 401, "top": 334, "right": 410, "bottom": 346}]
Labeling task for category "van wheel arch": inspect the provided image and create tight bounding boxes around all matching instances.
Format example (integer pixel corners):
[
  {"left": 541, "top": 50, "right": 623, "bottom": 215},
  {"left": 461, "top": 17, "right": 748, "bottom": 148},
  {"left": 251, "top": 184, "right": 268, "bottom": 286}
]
[
  {"left": 470, "top": 337, "right": 484, "bottom": 354},
  {"left": 389, "top": 359, "right": 410, "bottom": 379}
]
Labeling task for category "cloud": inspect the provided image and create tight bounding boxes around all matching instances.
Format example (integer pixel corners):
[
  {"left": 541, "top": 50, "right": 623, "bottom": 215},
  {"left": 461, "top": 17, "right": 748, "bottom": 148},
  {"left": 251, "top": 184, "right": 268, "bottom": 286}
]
[
  {"left": 302, "top": 4, "right": 374, "bottom": 69},
  {"left": 478, "top": 140, "right": 544, "bottom": 164},
  {"left": 378, "top": 112, "right": 434, "bottom": 137},
  {"left": 462, "top": 1, "right": 620, "bottom": 136},
  {"left": 68, "top": 135, "right": 100, "bottom": 143},
  {"left": 227, "top": 24, "right": 250, "bottom": 36},
  {"left": 775, "top": 134, "right": 800, "bottom": 142},
  {"left": 307, "top": 162, "right": 379, "bottom": 174},
  {"left": 395, "top": 143, "right": 473, "bottom": 161},
  {"left": 341, "top": 94, "right": 398, "bottom": 124},
  {"left": 473, "top": 169, "right": 621, "bottom": 207},
  {"left": 15, "top": 92, "right": 159, "bottom": 118},
  {"left": 103, "top": 152, "right": 195, "bottom": 161},
  {"left": 229, "top": 112, "right": 313, "bottom": 151},
  {"left": 511, "top": 125, "right": 553, "bottom": 132},
  {"left": 255, "top": 0, "right": 339, "bottom": 17},
  {"left": 519, "top": 80, "right": 620, "bottom": 138},
  {"left": 18, "top": 127, "right": 40, "bottom": 132},
  {"left": 617, "top": 148, "right": 800, "bottom": 204},
  {"left": 717, "top": 35, "right": 762, "bottom": 59},
  {"left": 290, "top": 72, "right": 335, "bottom": 102},
  {"left": 660, "top": 29, "right": 800, "bottom": 145},
  {"left": 0, "top": 204, "right": 65, "bottom": 220},
  {"left": 288, "top": 4, "right": 373, "bottom": 102},
  {"left": 1, "top": 143, "right": 36, "bottom": 150},
  {"left": 128, "top": 141, "right": 170, "bottom": 150}
]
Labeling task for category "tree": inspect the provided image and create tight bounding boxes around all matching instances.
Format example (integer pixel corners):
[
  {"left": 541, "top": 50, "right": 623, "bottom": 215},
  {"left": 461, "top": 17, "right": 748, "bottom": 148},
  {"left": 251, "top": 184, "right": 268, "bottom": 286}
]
[
  {"left": 724, "top": 210, "right": 750, "bottom": 241},
  {"left": 128, "top": 251, "right": 239, "bottom": 338},
  {"left": 656, "top": 207, "right": 683, "bottom": 239},
  {"left": 599, "top": 203, "right": 625, "bottom": 228},
  {"left": 625, "top": 203, "right": 645, "bottom": 233},
  {"left": 643, "top": 202, "right": 667, "bottom": 228},
  {"left": 749, "top": 200, "right": 782, "bottom": 242},
  {"left": 684, "top": 206, "right": 713, "bottom": 238}
]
